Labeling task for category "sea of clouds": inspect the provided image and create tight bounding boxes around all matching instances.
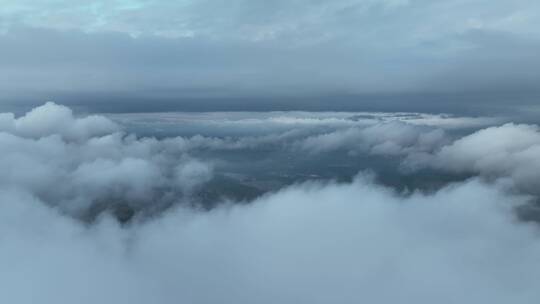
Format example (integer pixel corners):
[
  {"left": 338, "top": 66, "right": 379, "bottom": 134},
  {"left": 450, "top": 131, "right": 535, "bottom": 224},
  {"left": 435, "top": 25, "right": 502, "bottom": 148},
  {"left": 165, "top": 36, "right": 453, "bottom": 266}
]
[{"left": 2, "top": 103, "right": 540, "bottom": 303}]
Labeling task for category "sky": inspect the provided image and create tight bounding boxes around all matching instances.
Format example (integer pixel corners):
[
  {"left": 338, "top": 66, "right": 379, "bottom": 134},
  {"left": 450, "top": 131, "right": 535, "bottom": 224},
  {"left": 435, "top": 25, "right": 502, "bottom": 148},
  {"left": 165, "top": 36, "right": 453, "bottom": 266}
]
[{"left": 1, "top": 0, "right": 540, "bottom": 112}]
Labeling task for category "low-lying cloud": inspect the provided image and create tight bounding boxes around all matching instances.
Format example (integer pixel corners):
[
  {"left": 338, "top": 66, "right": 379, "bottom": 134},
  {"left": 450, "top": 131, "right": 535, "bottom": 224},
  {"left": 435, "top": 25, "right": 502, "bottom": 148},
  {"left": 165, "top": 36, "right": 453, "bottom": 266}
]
[
  {"left": 0, "top": 101, "right": 118, "bottom": 141},
  {"left": 2, "top": 175, "right": 540, "bottom": 303},
  {"left": 410, "top": 123, "right": 540, "bottom": 196},
  {"left": 296, "top": 122, "right": 448, "bottom": 157},
  {"left": 2, "top": 103, "right": 540, "bottom": 303},
  {"left": 0, "top": 102, "right": 213, "bottom": 218}
]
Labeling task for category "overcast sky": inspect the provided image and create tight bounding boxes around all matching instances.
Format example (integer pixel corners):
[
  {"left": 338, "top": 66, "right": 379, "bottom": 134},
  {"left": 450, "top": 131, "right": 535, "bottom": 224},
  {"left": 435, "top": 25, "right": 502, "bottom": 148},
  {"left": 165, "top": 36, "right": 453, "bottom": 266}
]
[{"left": 1, "top": 0, "right": 539, "bottom": 112}]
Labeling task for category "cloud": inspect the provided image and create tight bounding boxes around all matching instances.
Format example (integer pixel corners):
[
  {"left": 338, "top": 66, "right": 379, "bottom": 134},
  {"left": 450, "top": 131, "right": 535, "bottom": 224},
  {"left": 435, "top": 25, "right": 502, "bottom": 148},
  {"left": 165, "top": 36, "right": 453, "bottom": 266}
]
[
  {"left": 110, "top": 111, "right": 497, "bottom": 151},
  {"left": 0, "top": 102, "right": 509, "bottom": 215},
  {"left": 1, "top": 1, "right": 540, "bottom": 108},
  {"left": 174, "top": 159, "right": 214, "bottom": 193},
  {"left": 296, "top": 122, "right": 448, "bottom": 157},
  {"left": 2, "top": 0, "right": 539, "bottom": 41},
  {"left": 2, "top": 175, "right": 540, "bottom": 303},
  {"left": 0, "top": 102, "right": 213, "bottom": 218},
  {"left": 0, "top": 101, "right": 118, "bottom": 141},
  {"left": 410, "top": 123, "right": 540, "bottom": 195},
  {"left": 2, "top": 102, "right": 540, "bottom": 303}
]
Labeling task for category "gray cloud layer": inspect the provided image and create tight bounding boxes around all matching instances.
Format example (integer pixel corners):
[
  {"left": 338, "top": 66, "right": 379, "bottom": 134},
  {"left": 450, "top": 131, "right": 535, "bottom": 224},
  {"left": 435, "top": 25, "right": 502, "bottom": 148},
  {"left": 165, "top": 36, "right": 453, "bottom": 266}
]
[{"left": 1, "top": 0, "right": 540, "bottom": 110}]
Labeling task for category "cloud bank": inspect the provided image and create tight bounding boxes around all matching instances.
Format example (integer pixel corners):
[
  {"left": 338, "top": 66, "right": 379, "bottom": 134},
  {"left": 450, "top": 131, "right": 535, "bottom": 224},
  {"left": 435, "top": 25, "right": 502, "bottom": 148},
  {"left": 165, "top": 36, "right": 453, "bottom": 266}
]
[
  {"left": 2, "top": 103, "right": 540, "bottom": 303},
  {"left": 2, "top": 175, "right": 540, "bottom": 303},
  {"left": 0, "top": 101, "right": 118, "bottom": 141},
  {"left": 1, "top": 0, "right": 540, "bottom": 110},
  {"left": 0, "top": 102, "right": 213, "bottom": 219},
  {"left": 412, "top": 123, "right": 540, "bottom": 196}
]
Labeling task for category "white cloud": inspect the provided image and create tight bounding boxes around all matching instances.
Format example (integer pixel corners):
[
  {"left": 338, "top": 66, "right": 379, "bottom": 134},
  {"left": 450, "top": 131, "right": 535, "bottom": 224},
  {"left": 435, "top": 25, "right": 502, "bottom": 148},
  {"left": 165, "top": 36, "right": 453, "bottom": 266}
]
[
  {"left": 0, "top": 101, "right": 118, "bottom": 141},
  {"left": 406, "top": 123, "right": 540, "bottom": 195},
  {"left": 0, "top": 102, "right": 213, "bottom": 216},
  {"left": 2, "top": 103, "right": 540, "bottom": 303},
  {"left": 110, "top": 111, "right": 498, "bottom": 156},
  {"left": 296, "top": 122, "right": 448, "bottom": 157},
  {"left": 1, "top": 175, "right": 540, "bottom": 303},
  {"left": 174, "top": 159, "right": 213, "bottom": 193}
]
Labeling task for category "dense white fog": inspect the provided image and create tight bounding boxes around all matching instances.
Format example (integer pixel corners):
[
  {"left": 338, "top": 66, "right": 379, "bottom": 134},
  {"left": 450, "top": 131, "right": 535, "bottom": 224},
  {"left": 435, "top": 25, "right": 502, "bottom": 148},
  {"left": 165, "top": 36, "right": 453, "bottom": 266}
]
[{"left": 1, "top": 103, "right": 540, "bottom": 303}]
